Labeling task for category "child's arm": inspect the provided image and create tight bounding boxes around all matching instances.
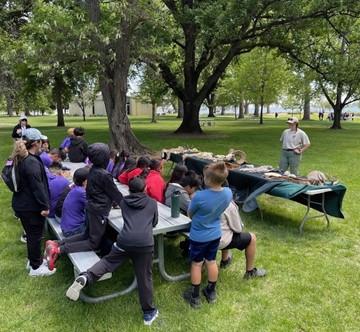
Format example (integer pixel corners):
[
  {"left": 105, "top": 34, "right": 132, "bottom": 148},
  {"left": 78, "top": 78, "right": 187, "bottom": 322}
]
[
  {"left": 187, "top": 192, "right": 200, "bottom": 219},
  {"left": 103, "top": 173, "right": 123, "bottom": 206},
  {"left": 152, "top": 203, "right": 158, "bottom": 227}
]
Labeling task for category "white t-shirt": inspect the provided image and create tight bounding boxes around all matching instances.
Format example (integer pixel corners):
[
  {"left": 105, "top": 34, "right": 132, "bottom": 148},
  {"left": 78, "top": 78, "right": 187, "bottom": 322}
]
[{"left": 280, "top": 128, "right": 310, "bottom": 150}]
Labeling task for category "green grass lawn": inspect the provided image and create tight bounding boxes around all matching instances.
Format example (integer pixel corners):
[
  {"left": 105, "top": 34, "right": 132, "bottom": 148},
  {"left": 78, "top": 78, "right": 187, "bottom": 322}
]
[{"left": 0, "top": 115, "right": 359, "bottom": 332}]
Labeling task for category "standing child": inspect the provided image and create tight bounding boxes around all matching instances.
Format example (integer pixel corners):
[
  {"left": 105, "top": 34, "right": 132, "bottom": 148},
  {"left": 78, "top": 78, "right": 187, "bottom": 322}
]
[
  {"left": 219, "top": 201, "right": 266, "bottom": 278},
  {"left": 45, "top": 143, "right": 123, "bottom": 270},
  {"left": 60, "top": 167, "right": 89, "bottom": 237},
  {"left": 183, "top": 162, "right": 232, "bottom": 308},
  {"left": 66, "top": 177, "right": 159, "bottom": 326}
]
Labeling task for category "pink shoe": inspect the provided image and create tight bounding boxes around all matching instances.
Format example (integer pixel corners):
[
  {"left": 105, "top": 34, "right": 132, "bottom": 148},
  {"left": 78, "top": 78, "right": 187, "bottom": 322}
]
[{"left": 45, "top": 241, "right": 60, "bottom": 271}]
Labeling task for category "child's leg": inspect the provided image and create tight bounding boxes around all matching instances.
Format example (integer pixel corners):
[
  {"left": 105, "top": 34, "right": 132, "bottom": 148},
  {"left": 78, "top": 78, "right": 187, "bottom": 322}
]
[
  {"left": 245, "top": 233, "right": 257, "bottom": 272},
  {"left": 221, "top": 249, "right": 230, "bottom": 261},
  {"left": 191, "top": 261, "right": 203, "bottom": 285},
  {"left": 205, "top": 260, "right": 218, "bottom": 283},
  {"left": 129, "top": 249, "right": 156, "bottom": 313},
  {"left": 86, "top": 244, "right": 127, "bottom": 283}
]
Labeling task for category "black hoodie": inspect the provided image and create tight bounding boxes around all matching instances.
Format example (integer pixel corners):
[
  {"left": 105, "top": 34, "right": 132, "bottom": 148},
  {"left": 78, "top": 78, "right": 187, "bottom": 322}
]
[
  {"left": 117, "top": 192, "right": 158, "bottom": 248},
  {"left": 68, "top": 136, "right": 88, "bottom": 162},
  {"left": 86, "top": 143, "right": 123, "bottom": 215}
]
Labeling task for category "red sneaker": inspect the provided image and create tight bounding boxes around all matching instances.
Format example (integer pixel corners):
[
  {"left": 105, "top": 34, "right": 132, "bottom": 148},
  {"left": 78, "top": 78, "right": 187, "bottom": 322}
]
[{"left": 46, "top": 242, "right": 60, "bottom": 271}]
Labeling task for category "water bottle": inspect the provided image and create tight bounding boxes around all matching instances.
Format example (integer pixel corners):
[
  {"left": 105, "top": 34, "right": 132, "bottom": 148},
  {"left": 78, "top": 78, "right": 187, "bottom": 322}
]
[{"left": 171, "top": 190, "right": 181, "bottom": 218}]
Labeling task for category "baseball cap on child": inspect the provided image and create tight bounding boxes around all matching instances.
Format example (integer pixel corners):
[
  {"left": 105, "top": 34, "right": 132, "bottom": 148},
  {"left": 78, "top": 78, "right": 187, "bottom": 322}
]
[
  {"left": 19, "top": 115, "right": 28, "bottom": 121},
  {"left": 23, "top": 128, "right": 47, "bottom": 141},
  {"left": 287, "top": 117, "right": 299, "bottom": 124}
]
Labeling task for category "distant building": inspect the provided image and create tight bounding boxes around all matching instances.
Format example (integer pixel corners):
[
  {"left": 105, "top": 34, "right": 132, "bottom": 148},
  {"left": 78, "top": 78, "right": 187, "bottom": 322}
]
[{"left": 68, "top": 93, "right": 153, "bottom": 117}]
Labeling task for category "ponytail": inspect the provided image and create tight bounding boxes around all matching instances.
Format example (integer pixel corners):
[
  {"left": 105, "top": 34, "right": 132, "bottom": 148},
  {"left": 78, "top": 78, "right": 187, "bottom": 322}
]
[{"left": 10, "top": 140, "right": 28, "bottom": 166}]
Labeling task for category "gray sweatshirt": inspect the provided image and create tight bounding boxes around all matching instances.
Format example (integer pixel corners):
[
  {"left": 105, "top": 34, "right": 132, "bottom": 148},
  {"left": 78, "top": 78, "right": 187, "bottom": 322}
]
[{"left": 164, "top": 183, "right": 191, "bottom": 213}]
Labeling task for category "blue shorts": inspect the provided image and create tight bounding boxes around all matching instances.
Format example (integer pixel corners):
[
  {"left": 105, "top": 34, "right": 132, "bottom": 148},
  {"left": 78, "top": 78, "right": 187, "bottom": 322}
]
[{"left": 189, "top": 238, "right": 220, "bottom": 263}]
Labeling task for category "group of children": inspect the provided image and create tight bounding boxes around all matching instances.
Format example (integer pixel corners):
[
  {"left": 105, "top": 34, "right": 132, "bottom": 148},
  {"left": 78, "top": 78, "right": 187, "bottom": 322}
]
[{"left": 10, "top": 126, "right": 266, "bottom": 326}]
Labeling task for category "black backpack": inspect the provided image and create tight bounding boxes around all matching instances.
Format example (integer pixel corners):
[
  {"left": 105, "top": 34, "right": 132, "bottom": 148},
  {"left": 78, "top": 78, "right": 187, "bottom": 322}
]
[{"left": 1, "top": 159, "right": 21, "bottom": 192}]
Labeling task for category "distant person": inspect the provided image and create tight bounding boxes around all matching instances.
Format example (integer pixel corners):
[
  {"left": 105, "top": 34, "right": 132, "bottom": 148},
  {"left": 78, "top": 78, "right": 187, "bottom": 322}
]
[
  {"left": 12, "top": 116, "right": 31, "bottom": 140},
  {"left": 68, "top": 127, "right": 88, "bottom": 162},
  {"left": 275, "top": 112, "right": 278, "bottom": 119},
  {"left": 65, "top": 177, "right": 159, "bottom": 326},
  {"left": 352, "top": 113, "right": 355, "bottom": 121},
  {"left": 279, "top": 117, "right": 310, "bottom": 175}
]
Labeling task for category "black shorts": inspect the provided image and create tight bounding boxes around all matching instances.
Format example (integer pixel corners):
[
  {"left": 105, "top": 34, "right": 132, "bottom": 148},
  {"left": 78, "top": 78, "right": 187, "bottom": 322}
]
[
  {"left": 189, "top": 238, "right": 220, "bottom": 262},
  {"left": 223, "top": 232, "right": 251, "bottom": 251}
]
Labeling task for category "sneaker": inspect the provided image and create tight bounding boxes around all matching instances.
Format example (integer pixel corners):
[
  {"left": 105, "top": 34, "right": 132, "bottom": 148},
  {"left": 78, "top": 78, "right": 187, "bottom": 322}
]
[
  {"left": 45, "top": 241, "right": 60, "bottom": 271},
  {"left": 202, "top": 287, "right": 217, "bottom": 304},
  {"left": 66, "top": 275, "right": 87, "bottom": 301},
  {"left": 220, "top": 255, "right": 232, "bottom": 269},
  {"left": 20, "top": 233, "right": 27, "bottom": 244},
  {"left": 29, "top": 262, "right": 56, "bottom": 277},
  {"left": 243, "top": 267, "right": 267, "bottom": 279},
  {"left": 26, "top": 259, "right": 47, "bottom": 271},
  {"left": 183, "top": 288, "right": 201, "bottom": 309},
  {"left": 143, "top": 308, "right": 159, "bottom": 326}
]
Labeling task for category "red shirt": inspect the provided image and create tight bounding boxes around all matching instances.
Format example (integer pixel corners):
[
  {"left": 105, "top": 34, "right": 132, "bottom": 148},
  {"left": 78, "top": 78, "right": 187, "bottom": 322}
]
[
  {"left": 146, "top": 170, "right": 165, "bottom": 203},
  {"left": 126, "top": 168, "right": 143, "bottom": 183}
]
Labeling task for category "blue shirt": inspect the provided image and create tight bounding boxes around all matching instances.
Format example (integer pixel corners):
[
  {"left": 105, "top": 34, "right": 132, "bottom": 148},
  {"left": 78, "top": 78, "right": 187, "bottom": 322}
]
[
  {"left": 40, "top": 152, "right": 53, "bottom": 168},
  {"left": 61, "top": 185, "right": 86, "bottom": 233},
  {"left": 188, "top": 187, "right": 232, "bottom": 242},
  {"left": 60, "top": 137, "right": 71, "bottom": 149}
]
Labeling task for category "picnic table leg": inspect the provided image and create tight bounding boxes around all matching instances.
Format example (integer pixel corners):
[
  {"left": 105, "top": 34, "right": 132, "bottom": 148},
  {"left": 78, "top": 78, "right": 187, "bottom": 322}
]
[
  {"left": 78, "top": 276, "right": 137, "bottom": 304},
  {"left": 157, "top": 234, "right": 190, "bottom": 282},
  {"left": 299, "top": 196, "right": 311, "bottom": 234},
  {"left": 321, "top": 193, "right": 330, "bottom": 228}
]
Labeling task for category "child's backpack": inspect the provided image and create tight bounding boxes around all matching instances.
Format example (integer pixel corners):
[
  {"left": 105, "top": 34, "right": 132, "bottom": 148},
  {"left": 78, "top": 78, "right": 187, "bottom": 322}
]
[{"left": 1, "top": 159, "right": 21, "bottom": 192}]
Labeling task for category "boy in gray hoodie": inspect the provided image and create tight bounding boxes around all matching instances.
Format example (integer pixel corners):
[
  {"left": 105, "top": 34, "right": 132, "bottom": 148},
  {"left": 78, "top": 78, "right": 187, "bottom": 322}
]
[{"left": 66, "top": 177, "right": 159, "bottom": 326}]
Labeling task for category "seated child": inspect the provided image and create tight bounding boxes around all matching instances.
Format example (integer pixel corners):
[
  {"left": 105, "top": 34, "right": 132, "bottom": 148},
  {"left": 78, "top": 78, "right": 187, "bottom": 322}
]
[
  {"left": 165, "top": 170, "right": 201, "bottom": 213},
  {"left": 60, "top": 167, "right": 89, "bottom": 237},
  {"left": 47, "top": 166, "right": 71, "bottom": 218},
  {"left": 112, "top": 150, "right": 130, "bottom": 178},
  {"left": 183, "top": 162, "right": 232, "bottom": 308},
  {"left": 167, "top": 164, "right": 188, "bottom": 187},
  {"left": 40, "top": 148, "right": 66, "bottom": 168},
  {"left": 68, "top": 127, "right": 88, "bottom": 163},
  {"left": 65, "top": 177, "right": 159, "bottom": 326},
  {"left": 126, "top": 156, "right": 150, "bottom": 184},
  {"left": 219, "top": 201, "right": 266, "bottom": 278},
  {"left": 45, "top": 143, "right": 124, "bottom": 270},
  {"left": 117, "top": 158, "right": 137, "bottom": 184},
  {"left": 60, "top": 128, "right": 74, "bottom": 152},
  {"left": 145, "top": 159, "right": 166, "bottom": 203},
  {"left": 106, "top": 149, "right": 117, "bottom": 174}
]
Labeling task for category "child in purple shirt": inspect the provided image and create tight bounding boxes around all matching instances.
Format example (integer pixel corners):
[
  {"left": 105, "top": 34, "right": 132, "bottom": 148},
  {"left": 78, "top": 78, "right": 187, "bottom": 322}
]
[
  {"left": 61, "top": 167, "right": 89, "bottom": 237},
  {"left": 47, "top": 167, "right": 71, "bottom": 218}
]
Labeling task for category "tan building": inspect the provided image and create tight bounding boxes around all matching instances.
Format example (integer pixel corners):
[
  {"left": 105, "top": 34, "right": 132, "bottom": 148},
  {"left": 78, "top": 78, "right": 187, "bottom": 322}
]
[{"left": 68, "top": 93, "right": 153, "bottom": 117}]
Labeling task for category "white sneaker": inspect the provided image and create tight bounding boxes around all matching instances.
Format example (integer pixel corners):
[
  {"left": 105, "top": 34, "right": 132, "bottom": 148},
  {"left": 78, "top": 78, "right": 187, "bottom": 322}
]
[
  {"left": 28, "top": 262, "right": 56, "bottom": 277},
  {"left": 66, "top": 275, "right": 87, "bottom": 301},
  {"left": 26, "top": 259, "right": 48, "bottom": 271}
]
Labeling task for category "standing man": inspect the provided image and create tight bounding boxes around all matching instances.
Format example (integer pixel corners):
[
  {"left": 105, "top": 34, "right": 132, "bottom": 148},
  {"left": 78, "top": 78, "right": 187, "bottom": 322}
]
[
  {"left": 279, "top": 117, "right": 310, "bottom": 175},
  {"left": 12, "top": 116, "right": 31, "bottom": 140}
]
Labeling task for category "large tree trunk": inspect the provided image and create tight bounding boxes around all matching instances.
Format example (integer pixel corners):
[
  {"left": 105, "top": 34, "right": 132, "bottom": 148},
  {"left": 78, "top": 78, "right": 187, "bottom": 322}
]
[
  {"left": 175, "top": 101, "right": 202, "bottom": 133},
  {"left": 260, "top": 100, "right": 264, "bottom": 124},
  {"left": 54, "top": 75, "right": 65, "bottom": 127},
  {"left": 331, "top": 105, "right": 343, "bottom": 129},
  {"left": 254, "top": 103, "right": 259, "bottom": 117},
  {"left": 177, "top": 98, "right": 184, "bottom": 118},
  {"left": 244, "top": 101, "right": 249, "bottom": 115},
  {"left": 303, "top": 89, "right": 311, "bottom": 120},
  {"left": 151, "top": 102, "right": 157, "bottom": 123},
  {"left": 207, "top": 93, "right": 215, "bottom": 117},
  {"left": 92, "top": 100, "right": 95, "bottom": 115},
  {"left": 81, "top": 101, "right": 86, "bottom": 121},
  {"left": 221, "top": 106, "right": 225, "bottom": 115},
  {"left": 238, "top": 99, "right": 244, "bottom": 119}
]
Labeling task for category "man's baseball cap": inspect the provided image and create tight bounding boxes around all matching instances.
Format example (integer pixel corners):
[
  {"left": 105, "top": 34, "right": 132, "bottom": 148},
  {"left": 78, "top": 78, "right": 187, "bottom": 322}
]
[
  {"left": 19, "top": 115, "right": 28, "bottom": 121},
  {"left": 23, "top": 128, "right": 47, "bottom": 141},
  {"left": 287, "top": 117, "right": 299, "bottom": 124}
]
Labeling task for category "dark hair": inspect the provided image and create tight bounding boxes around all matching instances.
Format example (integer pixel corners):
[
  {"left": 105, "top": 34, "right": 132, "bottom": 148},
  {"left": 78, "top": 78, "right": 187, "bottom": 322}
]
[
  {"left": 179, "top": 173, "right": 201, "bottom": 189},
  {"left": 50, "top": 148, "right": 66, "bottom": 161},
  {"left": 168, "top": 164, "right": 188, "bottom": 184},
  {"left": 120, "top": 157, "right": 137, "bottom": 174},
  {"left": 73, "top": 167, "right": 90, "bottom": 186},
  {"left": 109, "top": 149, "right": 118, "bottom": 160},
  {"left": 42, "top": 138, "right": 50, "bottom": 150},
  {"left": 129, "top": 176, "right": 146, "bottom": 193},
  {"left": 136, "top": 156, "right": 150, "bottom": 169},
  {"left": 73, "top": 127, "right": 85, "bottom": 136},
  {"left": 149, "top": 159, "right": 162, "bottom": 171},
  {"left": 25, "top": 139, "right": 40, "bottom": 150}
]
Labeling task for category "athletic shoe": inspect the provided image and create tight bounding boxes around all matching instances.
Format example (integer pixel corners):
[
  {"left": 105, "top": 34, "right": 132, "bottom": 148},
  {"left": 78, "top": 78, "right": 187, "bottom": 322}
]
[
  {"left": 66, "top": 275, "right": 87, "bottom": 301},
  {"left": 243, "top": 267, "right": 267, "bottom": 279},
  {"left": 29, "top": 262, "right": 56, "bottom": 277},
  {"left": 20, "top": 233, "right": 27, "bottom": 244},
  {"left": 26, "top": 259, "right": 47, "bottom": 271},
  {"left": 202, "top": 287, "right": 217, "bottom": 304},
  {"left": 45, "top": 241, "right": 60, "bottom": 271},
  {"left": 183, "top": 288, "right": 201, "bottom": 309},
  {"left": 220, "top": 254, "right": 232, "bottom": 269},
  {"left": 143, "top": 309, "right": 159, "bottom": 326}
]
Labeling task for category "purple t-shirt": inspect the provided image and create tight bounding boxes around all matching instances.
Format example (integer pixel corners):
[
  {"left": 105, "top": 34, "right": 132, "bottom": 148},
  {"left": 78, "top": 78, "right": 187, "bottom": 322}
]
[
  {"left": 47, "top": 173, "right": 70, "bottom": 217},
  {"left": 106, "top": 159, "right": 114, "bottom": 173},
  {"left": 40, "top": 152, "right": 53, "bottom": 168},
  {"left": 60, "top": 137, "right": 71, "bottom": 149},
  {"left": 60, "top": 185, "right": 86, "bottom": 233}
]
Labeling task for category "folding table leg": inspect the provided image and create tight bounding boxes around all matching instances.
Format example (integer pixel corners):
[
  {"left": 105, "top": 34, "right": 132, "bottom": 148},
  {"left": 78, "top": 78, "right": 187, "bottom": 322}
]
[
  {"left": 157, "top": 234, "right": 190, "bottom": 282},
  {"left": 299, "top": 196, "right": 311, "bottom": 234}
]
